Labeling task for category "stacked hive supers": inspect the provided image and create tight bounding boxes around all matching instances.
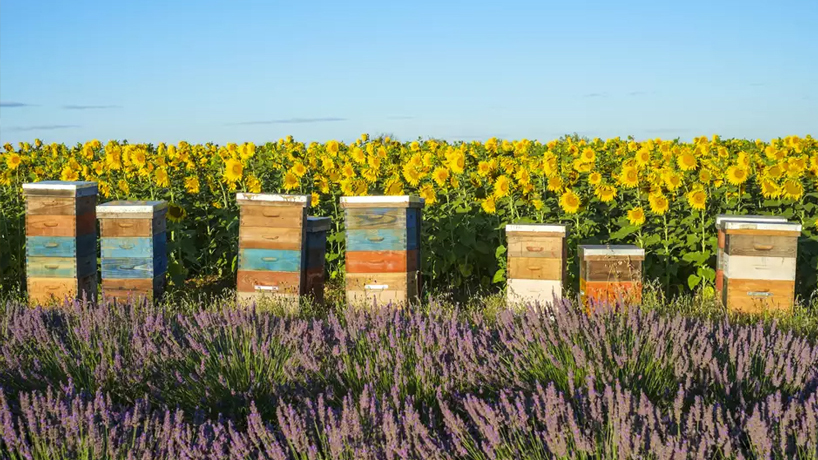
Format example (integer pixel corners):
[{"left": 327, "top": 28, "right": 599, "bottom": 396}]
[
  {"left": 714, "top": 214, "right": 786, "bottom": 299},
  {"left": 504, "top": 224, "right": 567, "bottom": 306},
  {"left": 23, "top": 181, "right": 98, "bottom": 305},
  {"left": 236, "top": 193, "right": 310, "bottom": 308},
  {"left": 720, "top": 220, "right": 801, "bottom": 313},
  {"left": 578, "top": 245, "right": 645, "bottom": 306},
  {"left": 97, "top": 201, "right": 168, "bottom": 302},
  {"left": 341, "top": 195, "right": 424, "bottom": 306},
  {"left": 305, "top": 216, "right": 331, "bottom": 305}
]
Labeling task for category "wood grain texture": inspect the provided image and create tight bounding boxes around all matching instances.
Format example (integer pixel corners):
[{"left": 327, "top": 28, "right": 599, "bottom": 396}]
[
  {"left": 100, "top": 218, "right": 165, "bottom": 237},
  {"left": 239, "top": 206, "right": 305, "bottom": 228},
  {"left": 26, "top": 234, "right": 95, "bottom": 257},
  {"left": 724, "top": 229, "right": 800, "bottom": 237},
  {"left": 580, "top": 278, "right": 642, "bottom": 304},
  {"left": 715, "top": 269, "right": 725, "bottom": 293},
  {"left": 101, "top": 277, "right": 164, "bottom": 301},
  {"left": 238, "top": 249, "right": 303, "bottom": 272},
  {"left": 27, "top": 255, "right": 96, "bottom": 278},
  {"left": 506, "top": 279, "right": 563, "bottom": 305},
  {"left": 100, "top": 234, "right": 166, "bottom": 259},
  {"left": 344, "top": 208, "right": 419, "bottom": 229},
  {"left": 236, "top": 270, "right": 302, "bottom": 294},
  {"left": 582, "top": 259, "right": 642, "bottom": 282},
  {"left": 725, "top": 234, "right": 798, "bottom": 258},
  {"left": 238, "top": 226, "right": 303, "bottom": 251},
  {"left": 345, "top": 228, "right": 418, "bottom": 251},
  {"left": 346, "top": 250, "right": 419, "bottom": 273},
  {"left": 717, "top": 230, "right": 726, "bottom": 250},
  {"left": 26, "top": 213, "right": 95, "bottom": 237},
  {"left": 25, "top": 196, "right": 96, "bottom": 216},
  {"left": 345, "top": 271, "right": 419, "bottom": 293},
  {"left": 27, "top": 275, "right": 96, "bottom": 306},
  {"left": 507, "top": 257, "right": 563, "bottom": 280},
  {"left": 722, "top": 277, "right": 795, "bottom": 313},
  {"left": 101, "top": 257, "right": 167, "bottom": 279},
  {"left": 722, "top": 254, "right": 797, "bottom": 281},
  {"left": 507, "top": 236, "right": 564, "bottom": 259}
]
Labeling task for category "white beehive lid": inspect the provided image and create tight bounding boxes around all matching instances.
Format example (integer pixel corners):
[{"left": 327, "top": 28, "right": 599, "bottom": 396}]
[
  {"left": 236, "top": 193, "right": 310, "bottom": 207},
  {"left": 579, "top": 245, "right": 645, "bottom": 258},
  {"left": 505, "top": 223, "right": 567, "bottom": 234},
  {"left": 97, "top": 200, "right": 168, "bottom": 218},
  {"left": 716, "top": 214, "right": 787, "bottom": 229},
  {"left": 340, "top": 195, "right": 424, "bottom": 208},
  {"left": 23, "top": 181, "right": 98, "bottom": 197},
  {"left": 722, "top": 221, "right": 802, "bottom": 233}
]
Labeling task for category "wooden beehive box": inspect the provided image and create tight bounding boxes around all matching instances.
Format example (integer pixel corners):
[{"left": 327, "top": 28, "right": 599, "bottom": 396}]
[
  {"left": 720, "top": 220, "right": 801, "bottom": 313},
  {"left": 97, "top": 201, "right": 168, "bottom": 302},
  {"left": 578, "top": 245, "right": 645, "bottom": 306},
  {"left": 504, "top": 223, "right": 567, "bottom": 306},
  {"left": 235, "top": 193, "right": 310, "bottom": 308},
  {"left": 23, "top": 181, "right": 98, "bottom": 306},
  {"left": 715, "top": 214, "right": 787, "bottom": 298},
  {"left": 341, "top": 195, "right": 424, "bottom": 307},
  {"left": 305, "top": 216, "right": 331, "bottom": 305}
]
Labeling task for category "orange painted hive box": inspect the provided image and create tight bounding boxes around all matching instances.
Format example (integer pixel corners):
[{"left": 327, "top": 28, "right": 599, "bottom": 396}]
[
  {"left": 719, "top": 220, "right": 801, "bottom": 314},
  {"left": 23, "top": 181, "right": 98, "bottom": 306},
  {"left": 714, "top": 214, "right": 786, "bottom": 298},
  {"left": 235, "top": 193, "right": 310, "bottom": 308},
  {"left": 504, "top": 223, "right": 567, "bottom": 307},
  {"left": 578, "top": 245, "right": 645, "bottom": 306},
  {"left": 341, "top": 195, "right": 424, "bottom": 307},
  {"left": 97, "top": 200, "right": 168, "bottom": 303}
]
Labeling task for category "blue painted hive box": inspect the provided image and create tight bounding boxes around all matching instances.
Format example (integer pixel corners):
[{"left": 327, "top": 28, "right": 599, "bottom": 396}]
[{"left": 96, "top": 200, "right": 168, "bottom": 302}]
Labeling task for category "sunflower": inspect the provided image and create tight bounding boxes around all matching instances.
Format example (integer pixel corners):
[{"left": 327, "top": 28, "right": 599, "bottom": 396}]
[
  {"left": 167, "top": 203, "right": 187, "bottom": 223},
  {"left": 782, "top": 179, "right": 804, "bottom": 200},
  {"left": 493, "top": 175, "right": 511, "bottom": 198},
  {"left": 725, "top": 165, "right": 748, "bottom": 185},
  {"left": 663, "top": 172, "right": 682, "bottom": 191},
  {"left": 223, "top": 158, "right": 243, "bottom": 182},
  {"left": 547, "top": 176, "right": 563, "bottom": 192},
  {"left": 5, "top": 153, "right": 21, "bottom": 170},
  {"left": 619, "top": 166, "right": 639, "bottom": 188},
  {"left": 589, "top": 172, "right": 602, "bottom": 186},
  {"left": 432, "top": 167, "right": 450, "bottom": 187},
  {"left": 595, "top": 185, "right": 617, "bottom": 203},
  {"left": 185, "top": 176, "right": 200, "bottom": 194},
  {"left": 292, "top": 162, "right": 307, "bottom": 177},
  {"left": 117, "top": 179, "right": 130, "bottom": 195},
  {"left": 698, "top": 169, "right": 712, "bottom": 184},
  {"left": 419, "top": 183, "right": 436, "bottom": 205},
  {"left": 402, "top": 164, "right": 421, "bottom": 186},
  {"left": 351, "top": 147, "right": 366, "bottom": 164},
  {"left": 677, "top": 152, "right": 697, "bottom": 171},
  {"left": 154, "top": 168, "right": 170, "bottom": 188},
  {"left": 282, "top": 172, "right": 299, "bottom": 191},
  {"left": 449, "top": 153, "right": 465, "bottom": 174},
  {"left": 627, "top": 207, "right": 646, "bottom": 226},
  {"left": 649, "top": 193, "right": 669, "bottom": 215},
  {"left": 481, "top": 196, "right": 496, "bottom": 214},
  {"left": 559, "top": 189, "right": 581, "bottom": 214},
  {"left": 580, "top": 147, "right": 596, "bottom": 163},
  {"left": 686, "top": 189, "right": 707, "bottom": 211},
  {"left": 342, "top": 163, "right": 356, "bottom": 179},
  {"left": 60, "top": 166, "right": 79, "bottom": 182},
  {"left": 386, "top": 178, "right": 404, "bottom": 195},
  {"left": 246, "top": 174, "right": 262, "bottom": 193},
  {"left": 635, "top": 148, "right": 651, "bottom": 166},
  {"left": 326, "top": 140, "right": 340, "bottom": 155}
]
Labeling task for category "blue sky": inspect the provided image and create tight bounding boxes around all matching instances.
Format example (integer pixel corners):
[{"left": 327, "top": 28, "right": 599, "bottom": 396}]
[{"left": 1, "top": 0, "right": 816, "bottom": 146}]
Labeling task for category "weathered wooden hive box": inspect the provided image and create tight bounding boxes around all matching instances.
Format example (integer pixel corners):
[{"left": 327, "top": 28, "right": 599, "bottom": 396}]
[
  {"left": 341, "top": 195, "right": 424, "bottom": 307},
  {"left": 23, "top": 181, "right": 98, "bottom": 305},
  {"left": 504, "top": 223, "right": 567, "bottom": 306},
  {"left": 720, "top": 220, "right": 801, "bottom": 313},
  {"left": 305, "top": 216, "right": 331, "bottom": 305},
  {"left": 235, "top": 193, "right": 310, "bottom": 308},
  {"left": 578, "top": 245, "right": 645, "bottom": 306},
  {"left": 714, "top": 214, "right": 786, "bottom": 298},
  {"left": 97, "top": 200, "right": 168, "bottom": 302}
]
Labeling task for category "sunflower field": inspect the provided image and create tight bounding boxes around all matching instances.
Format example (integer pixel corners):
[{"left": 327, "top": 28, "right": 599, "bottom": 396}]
[{"left": 2, "top": 135, "right": 818, "bottom": 300}]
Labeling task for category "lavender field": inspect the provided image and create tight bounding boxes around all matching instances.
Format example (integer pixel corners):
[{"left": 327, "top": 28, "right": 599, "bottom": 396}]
[{"left": 1, "top": 292, "right": 818, "bottom": 459}]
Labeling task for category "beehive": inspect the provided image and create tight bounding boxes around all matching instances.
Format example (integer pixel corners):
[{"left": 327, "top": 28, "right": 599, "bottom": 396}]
[
  {"left": 23, "top": 181, "right": 98, "bottom": 306},
  {"left": 341, "top": 195, "right": 424, "bottom": 307},
  {"left": 720, "top": 221, "right": 801, "bottom": 313},
  {"left": 714, "top": 214, "right": 786, "bottom": 298},
  {"left": 505, "top": 223, "right": 567, "bottom": 306},
  {"left": 578, "top": 245, "right": 645, "bottom": 306},
  {"left": 305, "top": 216, "right": 331, "bottom": 305},
  {"left": 235, "top": 193, "right": 310, "bottom": 308},
  {"left": 97, "top": 201, "right": 168, "bottom": 302}
]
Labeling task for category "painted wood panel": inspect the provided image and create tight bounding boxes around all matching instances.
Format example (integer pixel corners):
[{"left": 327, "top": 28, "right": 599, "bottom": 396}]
[
  {"left": 345, "top": 228, "right": 418, "bottom": 251},
  {"left": 722, "top": 254, "right": 797, "bottom": 281},
  {"left": 306, "top": 231, "right": 327, "bottom": 250},
  {"left": 101, "top": 277, "right": 164, "bottom": 301},
  {"left": 344, "top": 208, "right": 418, "bottom": 229},
  {"left": 582, "top": 259, "right": 643, "bottom": 282},
  {"left": 580, "top": 278, "right": 642, "bottom": 305},
  {"left": 239, "top": 206, "right": 305, "bottom": 228},
  {"left": 305, "top": 248, "right": 326, "bottom": 270},
  {"left": 26, "top": 234, "right": 95, "bottom": 257},
  {"left": 236, "top": 270, "right": 302, "bottom": 294},
  {"left": 238, "top": 226, "right": 303, "bottom": 251},
  {"left": 507, "top": 257, "right": 563, "bottom": 280},
  {"left": 26, "top": 196, "right": 96, "bottom": 216},
  {"left": 101, "top": 257, "right": 166, "bottom": 279},
  {"left": 506, "top": 279, "right": 563, "bottom": 305},
  {"left": 26, "top": 213, "right": 95, "bottom": 237},
  {"left": 100, "top": 234, "right": 167, "bottom": 259},
  {"left": 345, "top": 271, "right": 418, "bottom": 292},
  {"left": 27, "top": 255, "right": 96, "bottom": 278},
  {"left": 100, "top": 218, "right": 165, "bottom": 237},
  {"left": 507, "top": 237, "right": 564, "bottom": 259},
  {"left": 725, "top": 235, "right": 798, "bottom": 258},
  {"left": 724, "top": 229, "right": 800, "bottom": 237},
  {"left": 238, "top": 249, "right": 303, "bottom": 272},
  {"left": 722, "top": 277, "right": 795, "bottom": 313},
  {"left": 346, "top": 250, "right": 419, "bottom": 273},
  {"left": 27, "top": 275, "right": 96, "bottom": 305}
]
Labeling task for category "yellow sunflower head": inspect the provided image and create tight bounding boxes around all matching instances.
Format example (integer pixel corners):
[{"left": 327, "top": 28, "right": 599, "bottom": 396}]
[
  {"left": 559, "top": 189, "right": 581, "bottom": 214},
  {"left": 627, "top": 207, "right": 646, "bottom": 226}
]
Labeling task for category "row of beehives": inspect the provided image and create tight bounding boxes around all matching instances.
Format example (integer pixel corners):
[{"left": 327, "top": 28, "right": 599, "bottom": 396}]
[{"left": 21, "top": 181, "right": 803, "bottom": 313}]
